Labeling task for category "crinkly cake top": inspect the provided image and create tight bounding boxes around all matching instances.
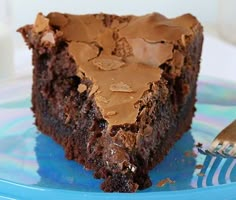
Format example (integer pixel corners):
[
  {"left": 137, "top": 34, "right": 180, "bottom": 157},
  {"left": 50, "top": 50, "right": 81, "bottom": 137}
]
[{"left": 34, "top": 12, "right": 200, "bottom": 126}]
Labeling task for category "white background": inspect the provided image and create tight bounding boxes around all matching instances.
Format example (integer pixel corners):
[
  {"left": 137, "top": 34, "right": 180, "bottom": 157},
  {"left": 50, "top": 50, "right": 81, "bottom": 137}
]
[{"left": 12, "top": 0, "right": 218, "bottom": 27}]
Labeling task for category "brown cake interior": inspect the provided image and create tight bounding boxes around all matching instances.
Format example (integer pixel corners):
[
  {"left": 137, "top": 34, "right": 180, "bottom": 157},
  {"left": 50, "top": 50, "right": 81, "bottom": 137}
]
[{"left": 18, "top": 12, "right": 203, "bottom": 192}]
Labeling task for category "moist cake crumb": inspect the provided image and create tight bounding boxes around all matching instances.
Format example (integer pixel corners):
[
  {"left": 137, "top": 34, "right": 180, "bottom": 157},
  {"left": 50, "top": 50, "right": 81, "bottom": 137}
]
[
  {"left": 195, "top": 164, "right": 204, "bottom": 169},
  {"left": 157, "top": 178, "right": 176, "bottom": 187},
  {"left": 196, "top": 142, "right": 203, "bottom": 148},
  {"left": 184, "top": 151, "right": 198, "bottom": 157},
  {"left": 197, "top": 172, "right": 205, "bottom": 177}
]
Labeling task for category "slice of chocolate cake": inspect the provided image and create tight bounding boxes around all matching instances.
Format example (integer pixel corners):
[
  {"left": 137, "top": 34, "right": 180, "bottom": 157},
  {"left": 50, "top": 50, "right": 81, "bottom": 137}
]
[{"left": 18, "top": 12, "right": 203, "bottom": 192}]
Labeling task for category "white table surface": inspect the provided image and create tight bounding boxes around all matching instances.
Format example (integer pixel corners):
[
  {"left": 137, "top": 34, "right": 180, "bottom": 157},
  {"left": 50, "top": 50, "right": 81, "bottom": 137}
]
[{"left": 201, "top": 34, "right": 236, "bottom": 82}]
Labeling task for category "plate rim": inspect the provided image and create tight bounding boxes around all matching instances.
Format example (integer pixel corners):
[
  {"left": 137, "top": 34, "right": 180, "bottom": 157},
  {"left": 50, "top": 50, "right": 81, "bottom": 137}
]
[{"left": 1, "top": 178, "right": 236, "bottom": 200}]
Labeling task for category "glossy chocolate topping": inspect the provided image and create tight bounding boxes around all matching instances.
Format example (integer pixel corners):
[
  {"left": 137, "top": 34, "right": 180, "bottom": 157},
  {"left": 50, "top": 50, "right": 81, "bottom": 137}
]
[{"left": 33, "top": 12, "right": 199, "bottom": 126}]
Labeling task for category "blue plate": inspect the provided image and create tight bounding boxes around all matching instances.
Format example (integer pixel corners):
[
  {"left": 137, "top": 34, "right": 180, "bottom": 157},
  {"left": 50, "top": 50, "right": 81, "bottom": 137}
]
[{"left": 0, "top": 75, "right": 236, "bottom": 200}]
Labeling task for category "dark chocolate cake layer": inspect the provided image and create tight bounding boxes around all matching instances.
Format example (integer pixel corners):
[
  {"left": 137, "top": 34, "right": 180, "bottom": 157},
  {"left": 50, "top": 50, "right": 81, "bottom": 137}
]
[{"left": 19, "top": 12, "right": 203, "bottom": 192}]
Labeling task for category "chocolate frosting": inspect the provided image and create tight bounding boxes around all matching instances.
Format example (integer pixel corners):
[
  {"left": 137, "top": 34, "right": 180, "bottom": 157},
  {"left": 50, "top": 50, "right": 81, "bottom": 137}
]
[{"left": 34, "top": 12, "right": 199, "bottom": 126}]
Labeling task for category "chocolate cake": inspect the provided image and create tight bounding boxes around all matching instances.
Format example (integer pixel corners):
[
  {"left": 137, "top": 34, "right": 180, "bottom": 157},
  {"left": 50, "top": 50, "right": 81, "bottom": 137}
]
[{"left": 18, "top": 12, "right": 203, "bottom": 192}]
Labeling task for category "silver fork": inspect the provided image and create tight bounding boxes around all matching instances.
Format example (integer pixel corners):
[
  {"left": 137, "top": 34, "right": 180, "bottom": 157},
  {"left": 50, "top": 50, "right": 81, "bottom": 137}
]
[{"left": 198, "top": 120, "right": 236, "bottom": 158}]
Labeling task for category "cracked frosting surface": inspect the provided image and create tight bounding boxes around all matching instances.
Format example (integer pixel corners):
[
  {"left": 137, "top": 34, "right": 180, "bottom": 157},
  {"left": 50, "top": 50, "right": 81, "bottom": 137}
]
[{"left": 34, "top": 12, "right": 199, "bottom": 126}]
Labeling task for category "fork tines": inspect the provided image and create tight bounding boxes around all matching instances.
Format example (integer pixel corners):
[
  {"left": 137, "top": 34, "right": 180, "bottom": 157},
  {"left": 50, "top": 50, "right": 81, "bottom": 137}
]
[{"left": 199, "top": 120, "right": 236, "bottom": 158}]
